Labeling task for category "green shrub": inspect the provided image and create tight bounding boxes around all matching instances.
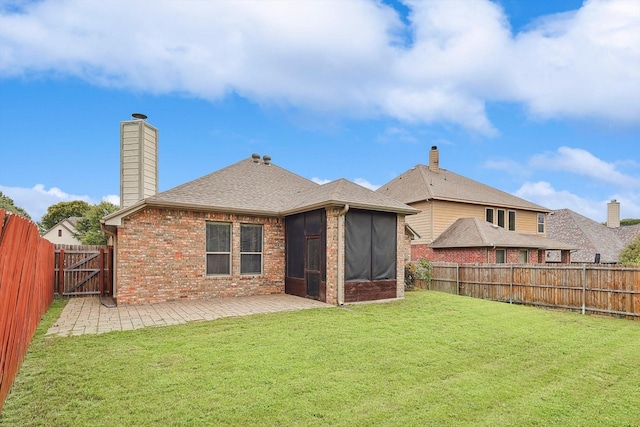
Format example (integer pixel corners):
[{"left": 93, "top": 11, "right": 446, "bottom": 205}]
[{"left": 405, "top": 258, "right": 432, "bottom": 290}]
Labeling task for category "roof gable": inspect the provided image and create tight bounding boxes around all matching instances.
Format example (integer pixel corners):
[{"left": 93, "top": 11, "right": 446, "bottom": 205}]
[{"left": 377, "top": 164, "right": 550, "bottom": 212}]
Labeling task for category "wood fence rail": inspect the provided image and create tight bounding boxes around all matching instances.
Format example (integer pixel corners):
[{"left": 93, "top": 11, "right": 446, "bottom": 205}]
[
  {"left": 0, "top": 209, "right": 54, "bottom": 411},
  {"left": 421, "top": 263, "right": 640, "bottom": 320}
]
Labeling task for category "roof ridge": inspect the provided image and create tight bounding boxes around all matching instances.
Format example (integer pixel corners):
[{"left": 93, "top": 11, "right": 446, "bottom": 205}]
[
  {"left": 415, "top": 165, "right": 434, "bottom": 199},
  {"left": 472, "top": 217, "right": 491, "bottom": 246}
]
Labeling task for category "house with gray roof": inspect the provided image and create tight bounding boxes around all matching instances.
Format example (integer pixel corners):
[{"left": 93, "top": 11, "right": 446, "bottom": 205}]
[
  {"left": 377, "top": 146, "right": 570, "bottom": 264},
  {"left": 102, "top": 116, "right": 418, "bottom": 306},
  {"left": 546, "top": 204, "right": 640, "bottom": 263}
]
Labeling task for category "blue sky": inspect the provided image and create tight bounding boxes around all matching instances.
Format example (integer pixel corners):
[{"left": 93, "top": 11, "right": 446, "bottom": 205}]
[{"left": 1, "top": 0, "right": 639, "bottom": 223}]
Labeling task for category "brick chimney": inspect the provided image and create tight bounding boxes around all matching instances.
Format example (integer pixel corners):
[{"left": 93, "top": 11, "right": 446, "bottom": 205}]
[
  {"left": 120, "top": 113, "right": 158, "bottom": 209},
  {"left": 607, "top": 199, "right": 620, "bottom": 228},
  {"left": 429, "top": 146, "right": 439, "bottom": 173}
]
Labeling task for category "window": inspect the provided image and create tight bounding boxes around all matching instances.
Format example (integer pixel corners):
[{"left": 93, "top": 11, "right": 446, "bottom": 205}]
[
  {"left": 240, "top": 224, "right": 262, "bottom": 275},
  {"left": 519, "top": 250, "right": 529, "bottom": 264},
  {"left": 537, "top": 213, "right": 545, "bottom": 233},
  {"left": 485, "top": 208, "right": 494, "bottom": 223},
  {"left": 496, "top": 249, "right": 506, "bottom": 264},
  {"left": 206, "top": 222, "right": 231, "bottom": 275},
  {"left": 497, "top": 209, "right": 505, "bottom": 228},
  {"left": 508, "top": 211, "right": 516, "bottom": 231},
  {"left": 58, "top": 229, "right": 62, "bottom": 237}
]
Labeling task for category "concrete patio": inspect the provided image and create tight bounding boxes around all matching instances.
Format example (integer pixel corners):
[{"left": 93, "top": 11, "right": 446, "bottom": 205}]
[{"left": 46, "top": 294, "right": 332, "bottom": 337}]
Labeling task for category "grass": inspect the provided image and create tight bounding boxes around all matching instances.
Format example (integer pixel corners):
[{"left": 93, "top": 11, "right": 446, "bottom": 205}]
[{"left": 1, "top": 291, "right": 640, "bottom": 426}]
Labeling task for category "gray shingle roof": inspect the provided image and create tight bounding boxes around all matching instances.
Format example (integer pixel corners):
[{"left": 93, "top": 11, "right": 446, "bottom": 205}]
[
  {"left": 431, "top": 217, "right": 574, "bottom": 250},
  {"left": 284, "top": 179, "right": 419, "bottom": 215},
  {"left": 546, "top": 209, "right": 639, "bottom": 263},
  {"left": 145, "top": 157, "right": 319, "bottom": 215},
  {"left": 105, "top": 156, "right": 418, "bottom": 223},
  {"left": 377, "top": 164, "right": 550, "bottom": 212}
]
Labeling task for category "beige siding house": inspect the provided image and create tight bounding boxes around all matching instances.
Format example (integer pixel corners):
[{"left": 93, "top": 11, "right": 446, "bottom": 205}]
[
  {"left": 42, "top": 216, "right": 82, "bottom": 245},
  {"left": 377, "top": 147, "right": 570, "bottom": 264}
]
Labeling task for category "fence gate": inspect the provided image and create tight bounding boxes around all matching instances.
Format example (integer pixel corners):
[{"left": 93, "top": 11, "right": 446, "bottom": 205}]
[{"left": 54, "top": 245, "right": 113, "bottom": 297}]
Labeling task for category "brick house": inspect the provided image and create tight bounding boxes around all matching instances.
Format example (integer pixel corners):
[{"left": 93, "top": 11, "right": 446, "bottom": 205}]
[
  {"left": 377, "top": 146, "right": 572, "bottom": 264},
  {"left": 102, "top": 123, "right": 418, "bottom": 306}
]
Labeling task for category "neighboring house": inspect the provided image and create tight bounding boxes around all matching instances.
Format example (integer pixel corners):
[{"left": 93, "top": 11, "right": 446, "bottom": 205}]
[
  {"left": 42, "top": 216, "right": 82, "bottom": 245},
  {"left": 376, "top": 146, "right": 570, "bottom": 263},
  {"left": 546, "top": 203, "right": 640, "bottom": 263},
  {"left": 102, "top": 116, "right": 418, "bottom": 306}
]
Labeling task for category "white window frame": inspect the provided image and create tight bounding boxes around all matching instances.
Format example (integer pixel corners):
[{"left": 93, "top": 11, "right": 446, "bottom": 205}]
[
  {"left": 206, "top": 222, "right": 231, "bottom": 276},
  {"left": 240, "top": 224, "right": 263, "bottom": 275},
  {"left": 496, "top": 249, "right": 506, "bottom": 264},
  {"left": 508, "top": 210, "right": 516, "bottom": 231},
  {"left": 537, "top": 213, "right": 545, "bottom": 234},
  {"left": 485, "top": 208, "right": 494, "bottom": 224},
  {"left": 497, "top": 209, "right": 506, "bottom": 228},
  {"left": 519, "top": 250, "right": 529, "bottom": 264}
]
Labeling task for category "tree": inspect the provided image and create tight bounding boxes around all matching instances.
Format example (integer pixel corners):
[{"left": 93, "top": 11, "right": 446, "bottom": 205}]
[
  {"left": 621, "top": 218, "right": 640, "bottom": 226},
  {"left": 0, "top": 191, "right": 31, "bottom": 220},
  {"left": 620, "top": 235, "right": 640, "bottom": 265},
  {"left": 39, "top": 200, "right": 91, "bottom": 232},
  {"left": 74, "top": 201, "right": 119, "bottom": 245}
]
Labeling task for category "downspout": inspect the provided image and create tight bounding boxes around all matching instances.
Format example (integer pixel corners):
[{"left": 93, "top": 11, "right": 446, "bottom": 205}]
[
  {"left": 337, "top": 204, "right": 349, "bottom": 306},
  {"left": 100, "top": 223, "right": 118, "bottom": 299}
]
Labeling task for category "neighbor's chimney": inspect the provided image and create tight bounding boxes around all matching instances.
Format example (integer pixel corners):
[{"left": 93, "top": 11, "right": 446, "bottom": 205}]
[
  {"left": 120, "top": 113, "right": 158, "bottom": 209},
  {"left": 607, "top": 199, "right": 620, "bottom": 228},
  {"left": 429, "top": 146, "right": 439, "bottom": 173}
]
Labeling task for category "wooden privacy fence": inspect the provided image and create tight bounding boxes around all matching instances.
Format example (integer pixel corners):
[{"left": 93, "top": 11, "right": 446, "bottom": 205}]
[
  {"left": 54, "top": 245, "right": 112, "bottom": 297},
  {"left": 0, "top": 209, "right": 54, "bottom": 411},
  {"left": 424, "top": 263, "right": 640, "bottom": 320}
]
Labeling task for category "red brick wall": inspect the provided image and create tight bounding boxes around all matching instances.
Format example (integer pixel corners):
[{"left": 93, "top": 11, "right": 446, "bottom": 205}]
[
  {"left": 115, "top": 208, "right": 285, "bottom": 305},
  {"left": 411, "top": 244, "right": 544, "bottom": 264}
]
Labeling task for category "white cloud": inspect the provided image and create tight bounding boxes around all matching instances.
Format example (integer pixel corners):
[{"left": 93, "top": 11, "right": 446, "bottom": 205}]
[
  {"left": 0, "top": 184, "right": 117, "bottom": 222},
  {"left": 1, "top": 0, "right": 637, "bottom": 134},
  {"left": 353, "top": 178, "right": 380, "bottom": 191},
  {"left": 311, "top": 177, "right": 331, "bottom": 185},
  {"left": 529, "top": 146, "right": 640, "bottom": 188},
  {"left": 102, "top": 194, "right": 120, "bottom": 206},
  {"left": 514, "top": 181, "right": 640, "bottom": 222}
]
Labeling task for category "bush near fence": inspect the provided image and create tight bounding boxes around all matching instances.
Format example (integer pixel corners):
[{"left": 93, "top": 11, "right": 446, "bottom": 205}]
[
  {"left": 423, "top": 262, "right": 640, "bottom": 320},
  {"left": 0, "top": 209, "right": 55, "bottom": 411}
]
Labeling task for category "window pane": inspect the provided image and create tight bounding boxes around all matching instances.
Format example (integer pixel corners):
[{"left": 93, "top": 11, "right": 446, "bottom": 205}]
[
  {"left": 241, "top": 225, "right": 262, "bottom": 252},
  {"left": 486, "top": 208, "right": 494, "bottom": 223},
  {"left": 497, "top": 210, "right": 505, "bottom": 228},
  {"left": 206, "top": 223, "right": 230, "bottom": 252},
  {"left": 241, "top": 254, "right": 261, "bottom": 274},
  {"left": 496, "top": 250, "right": 506, "bottom": 264},
  {"left": 207, "top": 254, "right": 230, "bottom": 275},
  {"left": 508, "top": 211, "right": 516, "bottom": 231},
  {"left": 519, "top": 250, "right": 528, "bottom": 263},
  {"left": 537, "top": 214, "right": 545, "bottom": 233},
  {"left": 286, "top": 214, "right": 305, "bottom": 278}
]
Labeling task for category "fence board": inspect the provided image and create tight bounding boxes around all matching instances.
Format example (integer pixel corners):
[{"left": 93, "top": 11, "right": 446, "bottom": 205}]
[
  {"left": 424, "top": 263, "right": 640, "bottom": 320},
  {"left": 54, "top": 244, "right": 112, "bottom": 297},
  {"left": 0, "top": 210, "right": 54, "bottom": 411}
]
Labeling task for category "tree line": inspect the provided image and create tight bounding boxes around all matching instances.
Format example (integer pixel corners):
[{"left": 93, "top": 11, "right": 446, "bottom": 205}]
[{"left": 0, "top": 192, "right": 117, "bottom": 245}]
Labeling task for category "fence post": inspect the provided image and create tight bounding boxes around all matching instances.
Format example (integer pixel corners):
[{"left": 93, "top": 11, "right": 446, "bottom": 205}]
[
  {"left": 99, "top": 248, "right": 105, "bottom": 296},
  {"left": 456, "top": 263, "right": 460, "bottom": 295},
  {"left": 57, "top": 249, "right": 65, "bottom": 296},
  {"left": 509, "top": 265, "right": 513, "bottom": 304},
  {"left": 582, "top": 264, "right": 587, "bottom": 315}
]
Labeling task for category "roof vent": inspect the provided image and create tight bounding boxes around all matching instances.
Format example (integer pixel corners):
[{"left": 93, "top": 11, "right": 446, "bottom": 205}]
[
  {"left": 131, "top": 113, "right": 147, "bottom": 120},
  {"left": 263, "top": 155, "right": 271, "bottom": 165},
  {"left": 251, "top": 153, "right": 261, "bottom": 163}
]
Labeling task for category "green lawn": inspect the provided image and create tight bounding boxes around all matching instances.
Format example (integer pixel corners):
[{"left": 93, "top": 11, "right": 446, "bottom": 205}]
[{"left": 2, "top": 291, "right": 639, "bottom": 426}]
